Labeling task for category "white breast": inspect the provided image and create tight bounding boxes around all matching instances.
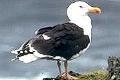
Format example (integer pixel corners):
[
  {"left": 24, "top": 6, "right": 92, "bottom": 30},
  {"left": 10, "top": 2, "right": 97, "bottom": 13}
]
[{"left": 70, "top": 17, "right": 92, "bottom": 41}]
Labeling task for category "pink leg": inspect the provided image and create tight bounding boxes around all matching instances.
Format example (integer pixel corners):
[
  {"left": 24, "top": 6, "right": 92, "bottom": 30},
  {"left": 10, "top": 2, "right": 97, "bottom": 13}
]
[{"left": 57, "top": 60, "right": 62, "bottom": 76}]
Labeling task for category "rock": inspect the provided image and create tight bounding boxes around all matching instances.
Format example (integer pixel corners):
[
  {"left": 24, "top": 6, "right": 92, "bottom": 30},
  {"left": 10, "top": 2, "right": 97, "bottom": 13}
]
[
  {"left": 43, "top": 56, "right": 120, "bottom": 80},
  {"left": 43, "top": 78, "right": 60, "bottom": 80},
  {"left": 107, "top": 56, "right": 120, "bottom": 80},
  {"left": 43, "top": 70, "right": 108, "bottom": 80},
  {"left": 68, "top": 71, "right": 81, "bottom": 77},
  {"left": 43, "top": 71, "right": 80, "bottom": 80}
]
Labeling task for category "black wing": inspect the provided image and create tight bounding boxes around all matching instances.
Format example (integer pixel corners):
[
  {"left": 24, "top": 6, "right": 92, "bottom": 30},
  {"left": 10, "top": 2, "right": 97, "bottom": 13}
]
[
  {"left": 35, "top": 27, "right": 53, "bottom": 35},
  {"left": 31, "top": 22, "right": 90, "bottom": 60}
]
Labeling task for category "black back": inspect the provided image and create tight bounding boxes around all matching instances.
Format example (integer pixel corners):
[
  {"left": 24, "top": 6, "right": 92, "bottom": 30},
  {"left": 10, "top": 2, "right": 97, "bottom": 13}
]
[{"left": 30, "top": 22, "right": 90, "bottom": 60}]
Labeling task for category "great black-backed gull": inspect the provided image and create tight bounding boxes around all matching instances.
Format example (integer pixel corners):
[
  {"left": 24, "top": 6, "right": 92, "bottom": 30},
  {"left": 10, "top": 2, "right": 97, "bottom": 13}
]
[{"left": 11, "top": 1, "right": 101, "bottom": 79}]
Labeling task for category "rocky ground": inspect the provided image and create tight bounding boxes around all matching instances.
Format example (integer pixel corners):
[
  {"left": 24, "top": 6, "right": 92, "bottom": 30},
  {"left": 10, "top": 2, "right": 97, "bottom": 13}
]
[{"left": 43, "top": 56, "right": 120, "bottom": 80}]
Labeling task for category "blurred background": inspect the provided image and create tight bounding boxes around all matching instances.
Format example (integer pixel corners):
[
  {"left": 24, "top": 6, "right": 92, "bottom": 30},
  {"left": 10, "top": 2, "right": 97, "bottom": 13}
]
[{"left": 0, "top": 0, "right": 120, "bottom": 80}]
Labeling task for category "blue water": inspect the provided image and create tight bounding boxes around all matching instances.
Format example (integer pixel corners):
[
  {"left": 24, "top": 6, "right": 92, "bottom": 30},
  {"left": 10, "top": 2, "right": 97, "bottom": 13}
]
[{"left": 0, "top": 0, "right": 120, "bottom": 79}]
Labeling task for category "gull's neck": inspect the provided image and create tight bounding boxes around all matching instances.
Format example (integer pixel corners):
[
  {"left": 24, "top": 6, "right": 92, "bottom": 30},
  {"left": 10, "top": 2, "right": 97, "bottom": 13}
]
[{"left": 69, "top": 15, "right": 92, "bottom": 40}]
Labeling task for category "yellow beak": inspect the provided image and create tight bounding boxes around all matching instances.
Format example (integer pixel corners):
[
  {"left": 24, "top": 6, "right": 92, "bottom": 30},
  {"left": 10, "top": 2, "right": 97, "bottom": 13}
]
[{"left": 88, "top": 7, "right": 102, "bottom": 14}]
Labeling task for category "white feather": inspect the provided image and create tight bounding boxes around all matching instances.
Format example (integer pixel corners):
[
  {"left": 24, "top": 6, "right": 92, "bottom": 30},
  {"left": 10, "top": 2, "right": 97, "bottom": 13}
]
[
  {"left": 18, "top": 54, "right": 38, "bottom": 63},
  {"left": 11, "top": 50, "right": 18, "bottom": 54},
  {"left": 53, "top": 56, "right": 66, "bottom": 61},
  {"left": 42, "top": 34, "right": 51, "bottom": 40}
]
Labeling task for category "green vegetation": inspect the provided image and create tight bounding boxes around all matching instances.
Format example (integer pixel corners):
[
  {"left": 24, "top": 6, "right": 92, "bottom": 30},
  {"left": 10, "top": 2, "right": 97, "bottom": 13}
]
[
  {"left": 43, "top": 70, "right": 109, "bottom": 80},
  {"left": 77, "top": 70, "right": 108, "bottom": 80}
]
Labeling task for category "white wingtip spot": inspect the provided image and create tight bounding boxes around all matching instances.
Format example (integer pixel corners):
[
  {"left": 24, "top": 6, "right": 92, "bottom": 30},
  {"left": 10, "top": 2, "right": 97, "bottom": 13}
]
[
  {"left": 42, "top": 34, "right": 51, "bottom": 40},
  {"left": 11, "top": 50, "right": 18, "bottom": 54}
]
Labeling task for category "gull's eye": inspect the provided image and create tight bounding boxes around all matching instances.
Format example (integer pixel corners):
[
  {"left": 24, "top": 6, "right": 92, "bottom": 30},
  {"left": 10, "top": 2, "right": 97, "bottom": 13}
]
[{"left": 79, "top": 6, "right": 83, "bottom": 8}]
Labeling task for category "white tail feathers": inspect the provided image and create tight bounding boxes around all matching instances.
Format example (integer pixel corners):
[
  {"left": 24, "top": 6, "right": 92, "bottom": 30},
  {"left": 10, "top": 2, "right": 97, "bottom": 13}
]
[{"left": 18, "top": 54, "right": 38, "bottom": 63}]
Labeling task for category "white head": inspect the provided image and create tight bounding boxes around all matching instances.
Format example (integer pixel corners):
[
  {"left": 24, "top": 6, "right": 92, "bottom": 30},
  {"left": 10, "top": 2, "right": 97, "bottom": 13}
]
[
  {"left": 67, "top": 1, "right": 101, "bottom": 39},
  {"left": 67, "top": 1, "right": 101, "bottom": 22}
]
